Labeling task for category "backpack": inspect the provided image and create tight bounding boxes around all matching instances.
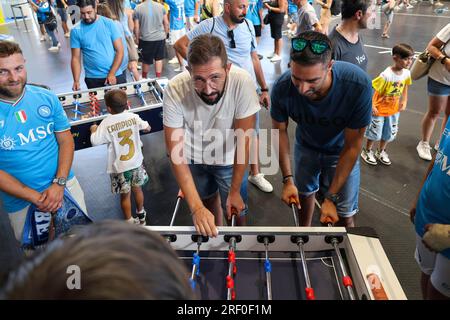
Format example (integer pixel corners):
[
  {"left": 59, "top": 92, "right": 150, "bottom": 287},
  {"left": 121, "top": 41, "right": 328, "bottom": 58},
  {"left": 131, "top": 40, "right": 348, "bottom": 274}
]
[
  {"left": 330, "top": 0, "right": 341, "bottom": 16},
  {"left": 209, "top": 17, "right": 256, "bottom": 50}
]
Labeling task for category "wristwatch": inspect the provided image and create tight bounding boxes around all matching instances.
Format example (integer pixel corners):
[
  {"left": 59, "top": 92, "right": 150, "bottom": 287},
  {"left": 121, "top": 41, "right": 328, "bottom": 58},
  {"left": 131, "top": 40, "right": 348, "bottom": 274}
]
[
  {"left": 325, "top": 192, "right": 340, "bottom": 205},
  {"left": 53, "top": 177, "right": 67, "bottom": 187}
]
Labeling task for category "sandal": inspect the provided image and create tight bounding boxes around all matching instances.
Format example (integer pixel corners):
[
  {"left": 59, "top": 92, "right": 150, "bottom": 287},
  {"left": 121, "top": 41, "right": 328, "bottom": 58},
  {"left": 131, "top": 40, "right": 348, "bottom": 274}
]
[{"left": 381, "top": 34, "right": 390, "bottom": 38}]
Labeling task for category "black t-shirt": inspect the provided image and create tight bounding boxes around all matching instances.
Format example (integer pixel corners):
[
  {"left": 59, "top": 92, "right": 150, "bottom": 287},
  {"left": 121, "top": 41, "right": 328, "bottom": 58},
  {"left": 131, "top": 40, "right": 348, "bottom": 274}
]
[{"left": 328, "top": 26, "right": 368, "bottom": 72}]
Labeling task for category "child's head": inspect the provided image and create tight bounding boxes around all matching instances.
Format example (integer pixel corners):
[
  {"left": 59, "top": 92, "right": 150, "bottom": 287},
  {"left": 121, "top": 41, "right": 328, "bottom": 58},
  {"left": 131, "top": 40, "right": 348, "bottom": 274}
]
[
  {"left": 105, "top": 89, "right": 128, "bottom": 114},
  {"left": 392, "top": 43, "right": 414, "bottom": 69}
]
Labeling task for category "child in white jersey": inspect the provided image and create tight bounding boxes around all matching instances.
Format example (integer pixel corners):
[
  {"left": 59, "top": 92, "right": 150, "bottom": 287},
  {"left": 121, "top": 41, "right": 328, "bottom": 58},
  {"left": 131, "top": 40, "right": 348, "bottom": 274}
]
[{"left": 90, "top": 89, "right": 151, "bottom": 224}]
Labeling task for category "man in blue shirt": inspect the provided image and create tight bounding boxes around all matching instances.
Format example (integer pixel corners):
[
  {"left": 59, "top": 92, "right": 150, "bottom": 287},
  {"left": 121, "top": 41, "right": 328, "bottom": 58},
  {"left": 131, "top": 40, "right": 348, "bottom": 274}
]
[
  {"left": 246, "top": 0, "right": 263, "bottom": 44},
  {"left": 166, "top": 0, "right": 187, "bottom": 71},
  {"left": 411, "top": 118, "right": 450, "bottom": 299},
  {"left": 70, "top": 0, "right": 126, "bottom": 90},
  {"left": 0, "top": 41, "right": 87, "bottom": 241},
  {"left": 185, "top": 0, "right": 200, "bottom": 30},
  {"left": 271, "top": 31, "right": 372, "bottom": 227}
]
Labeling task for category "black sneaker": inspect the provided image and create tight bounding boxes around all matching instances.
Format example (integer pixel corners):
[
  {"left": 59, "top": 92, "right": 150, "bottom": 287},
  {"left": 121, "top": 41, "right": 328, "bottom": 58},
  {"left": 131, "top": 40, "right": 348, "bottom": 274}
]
[{"left": 136, "top": 209, "right": 147, "bottom": 225}]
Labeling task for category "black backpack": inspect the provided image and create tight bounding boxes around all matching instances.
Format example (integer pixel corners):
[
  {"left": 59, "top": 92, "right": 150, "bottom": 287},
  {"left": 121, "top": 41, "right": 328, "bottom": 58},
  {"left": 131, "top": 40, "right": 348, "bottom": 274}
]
[{"left": 330, "top": 0, "right": 341, "bottom": 16}]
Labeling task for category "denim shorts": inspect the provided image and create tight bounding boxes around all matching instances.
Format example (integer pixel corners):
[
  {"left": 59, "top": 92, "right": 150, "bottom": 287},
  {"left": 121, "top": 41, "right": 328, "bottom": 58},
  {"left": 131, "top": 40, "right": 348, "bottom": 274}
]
[
  {"left": 189, "top": 163, "right": 249, "bottom": 216},
  {"left": 364, "top": 113, "right": 400, "bottom": 142},
  {"left": 428, "top": 77, "right": 450, "bottom": 96},
  {"left": 294, "top": 143, "right": 360, "bottom": 217},
  {"left": 57, "top": 8, "right": 68, "bottom": 22}
]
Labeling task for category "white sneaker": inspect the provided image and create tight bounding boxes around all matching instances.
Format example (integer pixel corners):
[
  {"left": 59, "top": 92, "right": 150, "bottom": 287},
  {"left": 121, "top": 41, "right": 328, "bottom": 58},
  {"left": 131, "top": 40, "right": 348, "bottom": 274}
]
[
  {"left": 361, "top": 148, "right": 377, "bottom": 165},
  {"left": 270, "top": 54, "right": 282, "bottom": 62},
  {"left": 48, "top": 46, "right": 60, "bottom": 52},
  {"left": 64, "top": 32, "right": 70, "bottom": 38},
  {"left": 434, "top": 140, "right": 440, "bottom": 151},
  {"left": 168, "top": 57, "right": 179, "bottom": 64},
  {"left": 406, "top": 4, "right": 414, "bottom": 8},
  {"left": 136, "top": 209, "right": 147, "bottom": 225},
  {"left": 40, "top": 35, "right": 46, "bottom": 41},
  {"left": 399, "top": 3, "right": 405, "bottom": 7},
  {"left": 126, "top": 217, "right": 140, "bottom": 225},
  {"left": 375, "top": 149, "right": 391, "bottom": 166},
  {"left": 435, "top": 1, "right": 444, "bottom": 6},
  {"left": 416, "top": 141, "right": 433, "bottom": 160},
  {"left": 267, "top": 52, "right": 275, "bottom": 59},
  {"left": 248, "top": 173, "right": 273, "bottom": 193}
]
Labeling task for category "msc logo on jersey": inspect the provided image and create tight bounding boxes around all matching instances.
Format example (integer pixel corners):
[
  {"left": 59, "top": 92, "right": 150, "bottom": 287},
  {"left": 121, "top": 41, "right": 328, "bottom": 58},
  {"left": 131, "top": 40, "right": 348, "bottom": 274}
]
[
  {"left": 14, "top": 110, "right": 27, "bottom": 124},
  {"left": 38, "top": 105, "right": 52, "bottom": 118},
  {"left": 0, "top": 135, "right": 16, "bottom": 150}
]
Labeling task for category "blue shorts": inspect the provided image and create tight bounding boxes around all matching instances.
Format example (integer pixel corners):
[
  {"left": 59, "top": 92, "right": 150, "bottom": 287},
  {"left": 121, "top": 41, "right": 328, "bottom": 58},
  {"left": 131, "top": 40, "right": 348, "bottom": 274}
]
[
  {"left": 428, "top": 77, "right": 450, "bottom": 96},
  {"left": 57, "top": 8, "right": 68, "bottom": 22},
  {"left": 294, "top": 143, "right": 360, "bottom": 217},
  {"left": 189, "top": 163, "right": 249, "bottom": 216},
  {"left": 364, "top": 113, "right": 399, "bottom": 142}
]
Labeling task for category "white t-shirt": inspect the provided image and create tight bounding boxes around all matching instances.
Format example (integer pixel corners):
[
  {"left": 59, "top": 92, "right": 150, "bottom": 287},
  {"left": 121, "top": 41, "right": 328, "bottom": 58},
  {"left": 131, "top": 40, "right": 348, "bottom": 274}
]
[
  {"left": 90, "top": 111, "right": 150, "bottom": 173},
  {"left": 163, "top": 66, "right": 261, "bottom": 165},
  {"left": 429, "top": 23, "right": 450, "bottom": 86}
]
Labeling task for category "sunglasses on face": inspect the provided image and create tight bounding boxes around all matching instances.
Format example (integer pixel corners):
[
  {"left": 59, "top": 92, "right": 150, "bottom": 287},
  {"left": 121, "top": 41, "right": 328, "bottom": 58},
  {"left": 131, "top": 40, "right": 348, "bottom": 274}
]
[
  {"left": 227, "top": 30, "right": 236, "bottom": 49},
  {"left": 291, "top": 38, "right": 330, "bottom": 55}
]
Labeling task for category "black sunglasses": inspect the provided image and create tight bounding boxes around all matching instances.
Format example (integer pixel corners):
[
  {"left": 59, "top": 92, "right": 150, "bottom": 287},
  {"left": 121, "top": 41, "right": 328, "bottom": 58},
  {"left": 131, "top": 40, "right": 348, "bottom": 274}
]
[
  {"left": 227, "top": 30, "right": 236, "bottom": 49},
  {"left": 292, "top": 38, "right": 330, "bottom": 55}
]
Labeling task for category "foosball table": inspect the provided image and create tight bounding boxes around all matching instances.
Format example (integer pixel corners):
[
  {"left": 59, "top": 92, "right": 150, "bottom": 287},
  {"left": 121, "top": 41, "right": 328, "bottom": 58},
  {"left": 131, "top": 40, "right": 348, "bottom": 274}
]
[
  {"left": 146, "top": 224, "right": 407, "bottom": 300},
  {"left": 57, "top": 78, "right": 168, "bottom": 150}
]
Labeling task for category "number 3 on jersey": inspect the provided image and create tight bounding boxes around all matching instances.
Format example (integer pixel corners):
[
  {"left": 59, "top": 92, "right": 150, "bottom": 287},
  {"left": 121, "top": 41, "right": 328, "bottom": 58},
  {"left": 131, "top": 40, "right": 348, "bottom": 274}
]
[{"left": 118, "top": 129, "right": 135, "bottom": 161}]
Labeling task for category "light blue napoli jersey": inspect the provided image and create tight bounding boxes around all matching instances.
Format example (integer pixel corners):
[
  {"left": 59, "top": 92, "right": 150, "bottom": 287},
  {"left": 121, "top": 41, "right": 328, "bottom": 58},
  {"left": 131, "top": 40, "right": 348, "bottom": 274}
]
[
  {"left": 166, "top": 0, "right": 185, "bottom": 30},
  {"left": 288, "top": 0, "right": 298, "bottom": 14},
  {"left": 185, "top": 0, "right": 197, "bottom": 17},
  {"left": 246, "top": 0, "right": 262, "bottom": 26},
  {"left": 0, "top": 85, "right": 74, "bottom": 213},
  {"left": 70, "top": 16, "right": 124, "bottom": 78},
  {"left": 415, "top": 118, "right": 450, "bottom": 259}
]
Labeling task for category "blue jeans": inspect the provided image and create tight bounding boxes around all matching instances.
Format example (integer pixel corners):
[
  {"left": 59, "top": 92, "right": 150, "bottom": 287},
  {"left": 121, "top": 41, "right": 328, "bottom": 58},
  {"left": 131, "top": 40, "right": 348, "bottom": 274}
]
[
  {"left": 294, "top": 143, "right": 360, "bottom": 217},
  {"left": 189, "top": 163, "right": 248, "bottom": 216},
  {"left": 364, "top": 113, "right": 400, "bottom": 142},
  {"left": 44, "top": 24, "right": 58, "bottom": 47}
]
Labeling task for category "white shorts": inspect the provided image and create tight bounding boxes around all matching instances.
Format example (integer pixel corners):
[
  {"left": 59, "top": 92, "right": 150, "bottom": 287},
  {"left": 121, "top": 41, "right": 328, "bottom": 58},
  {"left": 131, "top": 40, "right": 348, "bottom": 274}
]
[
  {"left": 415, "top": 233, "right": 450, "bottom": 297},
  {"left": 8, "top": 177, "right": 88, "bottom": 241},
  {"left": 169, "top": 28, "right": 186, "bottom": 45}
]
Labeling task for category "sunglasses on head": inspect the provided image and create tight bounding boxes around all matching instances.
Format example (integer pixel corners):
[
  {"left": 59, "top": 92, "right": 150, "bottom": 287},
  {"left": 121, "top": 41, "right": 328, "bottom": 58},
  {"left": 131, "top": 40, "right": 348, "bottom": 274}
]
[
  {"left": 292, "top": 38, "right": 330, "bottom": 55},
  {"left": 227, "top": 30, "right": 236, "bottom": 49}
]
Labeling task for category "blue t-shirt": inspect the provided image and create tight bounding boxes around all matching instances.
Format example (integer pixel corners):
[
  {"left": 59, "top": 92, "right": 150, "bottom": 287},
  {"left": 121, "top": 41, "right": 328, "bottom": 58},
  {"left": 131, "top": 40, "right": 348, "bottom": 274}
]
[
  {"left": 0, "top": 85, "right": 74, "bottom": 213},
  {"left": 166, "top": 0, "right": 185, "bottom": 30},
  {"left": 246, "top": 0, "right": 262, "bottom": 26},
  {"left": 415, "top": 118, "right": 450, "bottom": 259},
  {"left": 185, "top": 0, "right": 197, "bottom": 17},
  {"left": 288, "top": 0, "right": 298, "bottom": 14},
  {"left": 70, "top": 16, "right": 124, "bottom": 78},
  {"left": 187, "top": 16, "right": 257, "bottom": 79},
  {"left": 270, "top": 61, "right": 372, "bottom": 155},
  {"left": 34, "top": 0, "right": 51, "bottom": 24}
]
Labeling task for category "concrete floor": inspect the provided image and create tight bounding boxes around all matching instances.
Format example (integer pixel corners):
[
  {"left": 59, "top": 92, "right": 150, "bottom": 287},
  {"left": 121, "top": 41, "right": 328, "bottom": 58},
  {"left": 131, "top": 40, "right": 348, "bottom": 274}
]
[{"left": 1, "top": 2, "right": 450, "bottom": 299}]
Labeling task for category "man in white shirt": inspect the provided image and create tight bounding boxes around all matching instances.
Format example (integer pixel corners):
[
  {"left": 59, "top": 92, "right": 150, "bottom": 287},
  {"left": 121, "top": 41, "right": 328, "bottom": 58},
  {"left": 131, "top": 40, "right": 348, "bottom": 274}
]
[{"left": 164, "top": 34, "right": 260, "bottom": 237}]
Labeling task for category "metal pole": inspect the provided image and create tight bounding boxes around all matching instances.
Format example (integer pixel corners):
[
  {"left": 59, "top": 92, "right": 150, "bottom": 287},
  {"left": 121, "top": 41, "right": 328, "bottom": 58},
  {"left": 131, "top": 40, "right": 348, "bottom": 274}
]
[{"left": 264, "top": 237, "right": 272, "bottom": 300}]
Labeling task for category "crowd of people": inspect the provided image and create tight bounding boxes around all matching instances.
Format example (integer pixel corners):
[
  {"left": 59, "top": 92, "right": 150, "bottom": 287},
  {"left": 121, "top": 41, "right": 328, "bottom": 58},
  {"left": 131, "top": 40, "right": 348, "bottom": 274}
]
[{"left": 0, "top": 0, "right": 449, "bottom": 299}]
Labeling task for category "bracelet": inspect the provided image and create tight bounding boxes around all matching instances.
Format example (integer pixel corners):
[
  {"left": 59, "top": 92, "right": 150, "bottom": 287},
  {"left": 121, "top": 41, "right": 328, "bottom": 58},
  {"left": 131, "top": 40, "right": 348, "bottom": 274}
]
[
  {"left": 282, "top": 175, "right": 293, "bottom": 183},
  {"left": 260, "top": 88, "right": 269, "bottom": 92}
]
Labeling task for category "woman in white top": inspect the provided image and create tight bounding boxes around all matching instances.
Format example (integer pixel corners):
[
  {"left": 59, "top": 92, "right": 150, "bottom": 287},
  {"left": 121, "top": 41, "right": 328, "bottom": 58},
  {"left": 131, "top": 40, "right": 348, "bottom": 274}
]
[{"left": 417, "top": 23, "right": 450, "bottom": 161}]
